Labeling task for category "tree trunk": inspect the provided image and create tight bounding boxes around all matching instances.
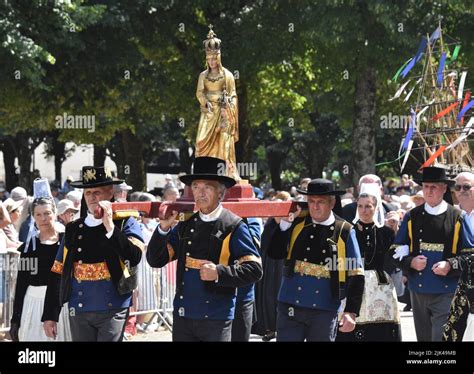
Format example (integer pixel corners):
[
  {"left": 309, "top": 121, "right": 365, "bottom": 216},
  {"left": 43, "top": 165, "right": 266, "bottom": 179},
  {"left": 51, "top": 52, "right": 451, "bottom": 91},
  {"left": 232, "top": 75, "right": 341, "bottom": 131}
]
[
  {"left": 236, "top": 81, "right": 252, "bottom": 164},
  {"left": 0, "top": 137, "right": 19, "bottom": 191},
  {"left": 51, "top": 133, "right": 65, "bottom": 184},
  {"left": 15, "top": 135, "right": 33, "bottom": 194},
  {"left": 351, "top": 67, "right": 376, "bottom": 186},
  {"left": 122, "top": 129, "right": 145, "bottom": 190},
  {"left": 266, "top": 145, "right": 284, "bottom": 190},
  {"left": 107, "top": 133, "right": 126, "bottom": 179},
  {"left": 179, "top": 139, "right": 193, "bottom": 174},
  {"left": 94, "top": 145, "right": 106, "bottom": 167}
]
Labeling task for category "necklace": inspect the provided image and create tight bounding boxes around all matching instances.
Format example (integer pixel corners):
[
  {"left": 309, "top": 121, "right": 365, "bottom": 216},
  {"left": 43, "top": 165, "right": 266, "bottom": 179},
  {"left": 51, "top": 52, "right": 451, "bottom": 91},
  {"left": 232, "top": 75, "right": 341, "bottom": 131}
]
[{"left": 358, "top": 222, "right": 377, "bottom": 267}]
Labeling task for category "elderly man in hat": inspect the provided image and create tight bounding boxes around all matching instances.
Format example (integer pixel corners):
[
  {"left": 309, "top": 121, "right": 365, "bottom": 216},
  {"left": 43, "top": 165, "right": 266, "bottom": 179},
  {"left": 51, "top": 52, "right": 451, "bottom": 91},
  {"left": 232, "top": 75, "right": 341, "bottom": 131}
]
[
  {"left": 267, "top": 179, "right": 365, "bottom": 341},
  {"left": 391, "top": 167, "right": 464, "bottom": 341},
  {"left": 443, "top": 172, "right": 474, "bottom": 341},
  {"left": 147, "top": 156, "right": 263, "bottom": 341},
  {"left": 42, "top": 166, "right": 144, "bottom": 341}
]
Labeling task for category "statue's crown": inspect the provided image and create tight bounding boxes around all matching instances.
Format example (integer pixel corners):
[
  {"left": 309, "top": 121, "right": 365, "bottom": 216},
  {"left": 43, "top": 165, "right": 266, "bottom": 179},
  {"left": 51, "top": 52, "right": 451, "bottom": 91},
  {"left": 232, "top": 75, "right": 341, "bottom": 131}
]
[{"left": 203, "top": 25, "right": 221, "bottom": 56}]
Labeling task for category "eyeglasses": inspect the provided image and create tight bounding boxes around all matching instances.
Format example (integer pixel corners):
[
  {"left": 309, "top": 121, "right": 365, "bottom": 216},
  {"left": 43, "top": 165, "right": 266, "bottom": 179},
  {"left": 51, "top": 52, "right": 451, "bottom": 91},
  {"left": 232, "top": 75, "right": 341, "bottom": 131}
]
[{"left": 453, "top": 184, "right": 473, "bottom": 192}]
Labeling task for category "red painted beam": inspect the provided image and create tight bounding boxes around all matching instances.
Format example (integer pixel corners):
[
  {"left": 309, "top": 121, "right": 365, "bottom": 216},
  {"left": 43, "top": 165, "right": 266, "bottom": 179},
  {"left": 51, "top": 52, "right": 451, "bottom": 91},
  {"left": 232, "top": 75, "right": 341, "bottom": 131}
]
[{"left": 98, "top": 200, "right": 307, "bottom": 219}]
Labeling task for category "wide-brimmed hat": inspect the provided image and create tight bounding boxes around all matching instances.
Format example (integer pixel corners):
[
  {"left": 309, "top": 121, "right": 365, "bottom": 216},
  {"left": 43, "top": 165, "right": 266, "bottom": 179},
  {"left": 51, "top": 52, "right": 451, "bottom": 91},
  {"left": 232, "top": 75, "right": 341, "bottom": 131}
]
[
  {"left": 57, "top": 199, "right": 80, "bottom": 215},
  {"left": 70, "top": 166, "right": 123, "bottom": 188},
  {"left": 179, "top": 157, "right": 236, "bottom": 188},
  {"left": 3, "top": 197, "right": 23, "bottom": 213},
  {"left": 296, "top": 179, "right": 345, "bottom": 196},
  {"left": 414, "top": 167, "right": 455, "bottom": 186}
]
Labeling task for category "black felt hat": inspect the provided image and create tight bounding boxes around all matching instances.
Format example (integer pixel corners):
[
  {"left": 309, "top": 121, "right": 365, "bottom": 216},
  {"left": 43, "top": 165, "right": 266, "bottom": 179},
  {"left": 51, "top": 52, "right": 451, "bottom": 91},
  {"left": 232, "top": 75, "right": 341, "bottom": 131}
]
[
  {"left": 296, "top": 179, "right": 345, "bottom": 196},
  {"left": 179, "top": 157, "right": 236, "bottom": 188},
  {"left": 414, "top": 167, "right": 455, "bottom": 186},
  {"left": 70, "top": 166, "right": 123, "bottom": 188}
]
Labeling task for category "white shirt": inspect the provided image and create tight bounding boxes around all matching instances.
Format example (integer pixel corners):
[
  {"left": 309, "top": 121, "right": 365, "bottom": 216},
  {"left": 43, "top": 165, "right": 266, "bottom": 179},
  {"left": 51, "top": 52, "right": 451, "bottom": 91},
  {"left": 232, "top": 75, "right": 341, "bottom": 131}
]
[
  {"left": 280, "top": 211, "right": 336, "bottom": 231},
  {"left": 424, "top": 200, "right": 448, "bottom": 216},
  {"left": 157, "top": 204, "right": 224, "bottom": 235},
  {"left": 85, "top": 212, "right": 115, "bottom": 238},
  {"left": 461, "top": 209, "right": 474, "bottom": 229},
  {"left": 199, "top": 204, "right": 223, "bottom": 222}
]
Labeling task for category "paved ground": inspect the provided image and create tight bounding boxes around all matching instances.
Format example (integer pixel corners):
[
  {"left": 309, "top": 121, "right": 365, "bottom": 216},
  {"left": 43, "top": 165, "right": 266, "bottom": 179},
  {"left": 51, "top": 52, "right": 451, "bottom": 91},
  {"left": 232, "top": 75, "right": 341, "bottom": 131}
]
[{"left": 127, "top": 303, "right": 418, "bottom": 342}]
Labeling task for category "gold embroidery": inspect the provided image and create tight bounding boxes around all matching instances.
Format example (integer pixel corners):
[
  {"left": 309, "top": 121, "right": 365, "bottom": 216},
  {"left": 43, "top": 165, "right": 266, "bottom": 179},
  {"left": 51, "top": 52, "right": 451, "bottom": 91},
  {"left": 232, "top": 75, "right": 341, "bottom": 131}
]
[
  {"left": 166, "top": 243, "right": 175, "bottom": 260},
  {"left": 83, "top": 168, "right": 96, "bottom": 182},
  {"left": 461, "top": 248, "right": 474, "bottom": 253},
  {"left": 128, "top": 236, "right": 145, "bottom": 251},
  {"left": 293, "top": 260, "right": 330, "bottom": 279},
  {"left": 104, "top": 167, "right": 113, "bottom": 179},
  {"left": 348, "top": 268, "right": 365, "bottom": 276},
  {"left": 237, "top": 255, "right": 261, "bottom": 265},
  {"left": 420, "top": 242, "right": 444, "bottom": 252},
  {"left": 74, "top": 261, "right": 111, "bottom": 281},
  {"left": 51, "top": 260, "right": 63, "bottom": 275},
  {"left": 185, "top": 256, "right": 209, "bottom": 270}
]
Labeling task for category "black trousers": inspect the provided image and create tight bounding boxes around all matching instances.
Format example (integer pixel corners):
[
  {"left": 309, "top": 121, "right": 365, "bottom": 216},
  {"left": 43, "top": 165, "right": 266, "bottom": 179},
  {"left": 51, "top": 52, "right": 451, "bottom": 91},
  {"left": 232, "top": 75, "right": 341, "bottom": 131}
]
[
  {"left": 69, "top": 308, "right": 129, "bottom": 342},
  {"left": 231, "top": 299, "right": 254, "bottom": 342},
  {"left": 172, "top": 315, "right": 232, "bottom": 342}
]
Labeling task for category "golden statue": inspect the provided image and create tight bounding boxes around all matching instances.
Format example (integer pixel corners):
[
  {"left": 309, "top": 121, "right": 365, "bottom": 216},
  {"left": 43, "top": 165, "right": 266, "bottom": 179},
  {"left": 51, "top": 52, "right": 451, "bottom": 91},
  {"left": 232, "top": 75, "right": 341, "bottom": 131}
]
[{"left": 195, "top": 25, "right": 240, "bottom": 181}]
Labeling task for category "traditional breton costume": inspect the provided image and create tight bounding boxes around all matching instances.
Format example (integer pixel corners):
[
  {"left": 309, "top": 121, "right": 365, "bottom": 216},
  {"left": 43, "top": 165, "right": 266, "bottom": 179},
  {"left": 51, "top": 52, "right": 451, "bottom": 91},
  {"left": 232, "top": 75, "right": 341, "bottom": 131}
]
[
  {"left": 337, "top": 183, "right": 400, "bottom": 341},
  {"left": 11, "top": 178, "right": 71, "bottom": 341},
  {"left": 42, "top": 166, "right": 144, "bottom": 341},
  {"left": 391, "top": 167, "right": 463, "bottom": 341},
  {"left": 146, "top": 157, "right": 262, "bottom": 341},
  {"left": 268, "top": 179, "right": 365, "bottom": 341},
  {"left": 231, "top": 217, "right": 263, "bottom": 341},
  {"left": 443, "top": 206, "right": 474, "bottom": 341}
]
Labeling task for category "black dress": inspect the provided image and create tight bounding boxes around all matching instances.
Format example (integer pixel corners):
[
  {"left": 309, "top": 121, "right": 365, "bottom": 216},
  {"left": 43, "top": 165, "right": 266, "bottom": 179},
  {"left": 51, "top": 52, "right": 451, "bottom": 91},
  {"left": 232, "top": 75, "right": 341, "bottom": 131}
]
[
  {"left": 11, "top": 234, "right": 63, "bottom": 339},
  {"left": 337, "top": 222, "right": 401, "bottom": 341},
  {"left": 252, "top": 218, "right": 284, "bottom": 337}
]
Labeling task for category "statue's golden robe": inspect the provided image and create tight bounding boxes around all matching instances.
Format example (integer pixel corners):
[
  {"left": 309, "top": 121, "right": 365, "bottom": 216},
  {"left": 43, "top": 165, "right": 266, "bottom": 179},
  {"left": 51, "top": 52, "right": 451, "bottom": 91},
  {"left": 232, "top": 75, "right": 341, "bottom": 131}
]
[{"left": 195, "top": 67, "right": 240, "bottom": 181}]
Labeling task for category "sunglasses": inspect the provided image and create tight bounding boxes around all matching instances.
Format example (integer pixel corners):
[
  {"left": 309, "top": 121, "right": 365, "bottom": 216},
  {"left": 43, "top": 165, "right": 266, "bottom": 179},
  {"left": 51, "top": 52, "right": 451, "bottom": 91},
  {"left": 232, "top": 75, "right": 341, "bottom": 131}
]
[{"left": 453, "top": 184, "right": 473, "bottom": 192}]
